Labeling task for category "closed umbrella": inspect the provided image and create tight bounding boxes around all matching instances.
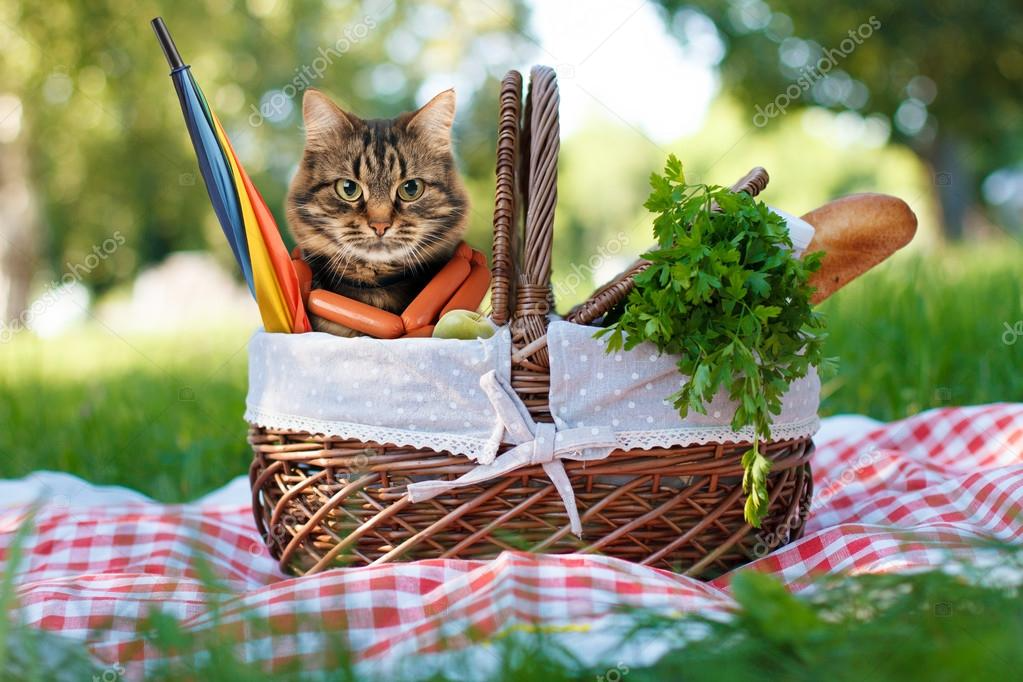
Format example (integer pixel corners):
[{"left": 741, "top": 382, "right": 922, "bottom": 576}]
[{"left": 151, "top": 16, "right": 310, "bottom": 333}]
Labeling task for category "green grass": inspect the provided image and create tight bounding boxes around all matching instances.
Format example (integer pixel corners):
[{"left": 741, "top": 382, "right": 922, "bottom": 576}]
[
  {"left": 0, "top": 324, "right": 251, "bottom": 501},
  {"left": 818, "top": 241, "right": 1023, "bottom": 419},
  {"left": 624, "top": 546, "right": 1023, "bottom": 682}
]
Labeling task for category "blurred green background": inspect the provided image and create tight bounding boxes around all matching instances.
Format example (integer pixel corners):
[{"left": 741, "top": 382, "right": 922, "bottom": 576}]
[{"left": 0, "top": 0, "right": 1021, "bottom": 498}]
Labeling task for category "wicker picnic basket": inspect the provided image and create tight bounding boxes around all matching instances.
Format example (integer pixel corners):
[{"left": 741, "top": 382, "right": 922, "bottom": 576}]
[{"left": 248, "top": 67, "right": 814, "bottom": 578}]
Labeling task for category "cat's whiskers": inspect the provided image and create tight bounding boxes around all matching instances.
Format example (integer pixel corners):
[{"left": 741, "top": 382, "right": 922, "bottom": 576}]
[
  {"left": 335, "top": 245, "right": 357, "bottom": 281},
  {"left": 414, "top": 228, "right": 454, "bottom": 246},
  {"left": 322, "top": 241, "right": 348, "bottom": 275},
  {"left": 403, "top": 241, "right": 429, "bottom": 275},
  {"left": 395, "top": 241, "right": 421, "bottom": 277},
  {"left": 323, "top": 239, "right": 357, "bottom": 283}
]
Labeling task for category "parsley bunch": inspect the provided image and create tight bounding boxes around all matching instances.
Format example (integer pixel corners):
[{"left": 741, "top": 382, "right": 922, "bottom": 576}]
[{"left": 598, "top": 155, "right": 828, "bottom": 527}]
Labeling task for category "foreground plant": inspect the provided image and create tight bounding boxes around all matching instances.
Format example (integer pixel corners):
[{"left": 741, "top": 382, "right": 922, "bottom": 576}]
[
  {"left": 599, "top": 155, "right": 829, "bottom": 525},
  {"left": 626, "top": 543, "right": 1023, "bottom": 682},
  {"left": 3, "top": 516, "right": 1020, "bottom": 681}
]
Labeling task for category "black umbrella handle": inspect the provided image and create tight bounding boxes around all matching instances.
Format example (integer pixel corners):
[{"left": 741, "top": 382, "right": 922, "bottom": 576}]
[{"left": 151, "top": 17, "right": 186, "bottom": 71}]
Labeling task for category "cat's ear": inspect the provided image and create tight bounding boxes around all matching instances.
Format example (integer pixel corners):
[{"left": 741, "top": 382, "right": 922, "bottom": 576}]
[
  {"left": 302, "top": 89, "right": 354, "bottom": 148},
  {"left": 407, "top": 89, "right": 456, "bottom": 147}
]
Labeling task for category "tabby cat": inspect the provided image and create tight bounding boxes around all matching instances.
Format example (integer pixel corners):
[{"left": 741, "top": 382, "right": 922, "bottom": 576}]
[{"left": 287, "top": 88, "right": 469, "bottom": 336}]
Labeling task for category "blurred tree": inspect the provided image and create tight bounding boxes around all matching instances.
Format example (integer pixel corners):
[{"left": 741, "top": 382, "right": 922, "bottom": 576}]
[
  {"left": 0, "top": 134, "right": 37, "bottom": 326},
  {"left": 550, "top": 118, "right": 661, "bottom": 310},
  {"left": 654, "top": 0, "right": 1023, "bottom": 240},
  {"left": 0, "top": 0, "right": 532, "bottom": 323}
]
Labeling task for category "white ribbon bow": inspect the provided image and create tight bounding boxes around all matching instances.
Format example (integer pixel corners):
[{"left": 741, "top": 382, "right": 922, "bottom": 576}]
[{"left": 406, "top": 370, "right": 619, "bottom": 537}]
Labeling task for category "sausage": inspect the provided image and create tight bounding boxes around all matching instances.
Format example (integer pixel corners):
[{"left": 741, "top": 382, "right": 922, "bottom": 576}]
[
  {"left": 455, "top": 241, "right": 472, "bottom": 261},
  {"left": 292, "top": 257, "right": 312, "bottom": 301},
  {"left": 470, "top": 249, "right": 487, "bottom": 267},
  {"left": 400, "top": 256, "right": 472, "bottom": 330},
  {"left": 307, "top": 289, "right": 406, "bottom": 339},
  {"left": 401, "top": 324, "right": 436, "bottom": 338},
  {"left": 440, "top": 259, "right": 492, "bottom": 318}
]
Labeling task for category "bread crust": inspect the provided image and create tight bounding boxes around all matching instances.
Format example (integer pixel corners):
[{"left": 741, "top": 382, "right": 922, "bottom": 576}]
[{"left": 802, "top": 193, "right": 917, "bottom": 304}]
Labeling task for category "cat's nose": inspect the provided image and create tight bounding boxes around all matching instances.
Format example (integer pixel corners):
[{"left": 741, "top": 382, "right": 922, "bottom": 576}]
[{"left": 369, "top": 221, "right": 391, "bottom": 237}]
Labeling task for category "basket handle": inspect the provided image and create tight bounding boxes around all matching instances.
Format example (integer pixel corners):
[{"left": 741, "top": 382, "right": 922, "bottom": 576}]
[
  {"left": 508, "top": 66, "right": 560, "bottom": 421},
  {"left": 489, "top": 70, "right": 523, "bottom": 326},
  {"left": 565, "top": 167, "right": 770, "bottom": 325}
]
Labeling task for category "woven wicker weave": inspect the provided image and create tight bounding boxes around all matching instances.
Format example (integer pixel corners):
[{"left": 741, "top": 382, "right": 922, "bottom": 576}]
[{"left": 249, "top": 67, "right": 814, "bottom": 578}]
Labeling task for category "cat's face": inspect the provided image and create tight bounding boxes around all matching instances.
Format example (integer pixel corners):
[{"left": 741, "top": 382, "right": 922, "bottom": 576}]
[{"left": 287, "top": 89, "right": 468, "bottom": 277}]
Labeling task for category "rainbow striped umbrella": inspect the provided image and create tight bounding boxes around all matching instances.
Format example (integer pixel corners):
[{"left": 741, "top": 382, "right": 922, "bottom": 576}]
[{"left": 151, "top": 17, "right": 310, "bottom": 334}]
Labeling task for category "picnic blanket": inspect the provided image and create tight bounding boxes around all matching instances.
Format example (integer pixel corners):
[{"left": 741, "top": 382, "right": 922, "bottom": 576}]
[{"left": 3, "top": 404, "right": 1022, "bottom": 679}]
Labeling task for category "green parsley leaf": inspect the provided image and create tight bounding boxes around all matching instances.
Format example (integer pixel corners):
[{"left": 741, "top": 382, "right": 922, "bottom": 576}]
[{"left": 598, "top": 158, "right": 828, "bottom": 527}]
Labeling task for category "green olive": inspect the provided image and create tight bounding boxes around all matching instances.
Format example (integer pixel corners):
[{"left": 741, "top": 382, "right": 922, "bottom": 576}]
[
  {"left": 335, "top": 178, "right": 362, "bottom": 202},
  {"left": 397, "top": 178, "right": 424, "bottom": 201}
]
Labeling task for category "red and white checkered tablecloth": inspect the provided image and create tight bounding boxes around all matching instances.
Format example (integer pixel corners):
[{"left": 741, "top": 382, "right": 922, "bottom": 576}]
[{"left": 3, "top": 404, "right": 1022, "bottom": 678}]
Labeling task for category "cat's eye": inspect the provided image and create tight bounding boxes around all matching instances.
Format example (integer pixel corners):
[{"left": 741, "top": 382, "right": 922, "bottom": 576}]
[
  {"left": 397, "top": 179, "right": 424, "bottom": 202},
  {"left": 335, "top": 178, "right": 362, "bottom": 202}
]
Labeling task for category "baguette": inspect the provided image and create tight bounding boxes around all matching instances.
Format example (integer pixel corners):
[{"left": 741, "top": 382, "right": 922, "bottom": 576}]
[{"left": 801, "top": 193, "right": 917, "bottom": 304}]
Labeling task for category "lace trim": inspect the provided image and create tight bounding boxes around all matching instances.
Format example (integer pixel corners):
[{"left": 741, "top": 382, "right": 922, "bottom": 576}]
[
  {"left": 247, "top": 407, "right": 818, "bottom": 459},
  {"left": 614, "top": 415, "right": 820, "bottom": 450},
  {"left": 244, "top": 407, "right": 497, "bottom": 460}
]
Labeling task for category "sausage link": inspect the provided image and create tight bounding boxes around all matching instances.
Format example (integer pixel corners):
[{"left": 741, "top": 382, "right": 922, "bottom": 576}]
[
  {"left": 401, "top": 324, "right": 436, "bottom": 338},
  {"left": 400, "top": 257, "right": 472, "bottom": 330},
  {"left": 440, "top": 260, "right": 492, "bottom": 318},
  {"left": 308, "top": 289, "right": 406, "bottom": 339}
]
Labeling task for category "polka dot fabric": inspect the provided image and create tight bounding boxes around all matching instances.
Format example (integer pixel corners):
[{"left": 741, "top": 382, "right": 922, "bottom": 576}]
[
  {"left": 546, "top": 321, "right": 820, "bottom": 449},
  {"left": 245, "top": 329, "right": 512, "bottom": 460},
  {"left": 247, "top": 321, "right": 818, "bottom": 463}
]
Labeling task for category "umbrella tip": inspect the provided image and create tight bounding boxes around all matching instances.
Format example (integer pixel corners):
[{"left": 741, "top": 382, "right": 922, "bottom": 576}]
[{"left": 151, "top": 17, "right": 186, "bottom": 71}]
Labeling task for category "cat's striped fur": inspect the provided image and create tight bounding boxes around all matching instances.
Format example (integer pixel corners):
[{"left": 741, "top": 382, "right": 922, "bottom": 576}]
[{"left": 286, "top": 89, "right": 468, "bottom": 336}]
